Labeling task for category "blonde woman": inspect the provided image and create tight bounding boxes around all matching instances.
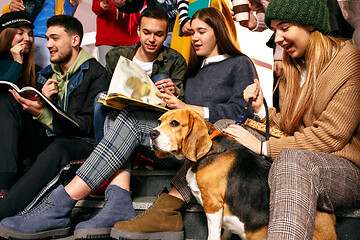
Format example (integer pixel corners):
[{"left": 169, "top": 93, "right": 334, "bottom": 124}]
[{"left": 223, "top": 0, "right": 360, "bottom": 239}]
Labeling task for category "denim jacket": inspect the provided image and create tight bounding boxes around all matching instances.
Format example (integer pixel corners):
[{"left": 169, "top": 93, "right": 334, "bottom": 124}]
[{"left": 36, "top": 59, "right": 110, "bottom": 141}]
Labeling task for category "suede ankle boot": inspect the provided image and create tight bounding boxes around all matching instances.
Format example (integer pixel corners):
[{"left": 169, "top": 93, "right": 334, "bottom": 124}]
[
  {"left": 74, "top": 185, "right": 136, "bottom": 239},
  {"left": 110, "top": 193, "right": 184, "bottom": 240},
  {"left": 0, "top": 185, "right": 76, "bottom": 239}
]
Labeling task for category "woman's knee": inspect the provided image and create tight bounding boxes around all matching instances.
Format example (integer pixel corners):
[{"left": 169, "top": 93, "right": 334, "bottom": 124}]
[{"left": 269, "top": 148, "right": 319, "bottom": 186}]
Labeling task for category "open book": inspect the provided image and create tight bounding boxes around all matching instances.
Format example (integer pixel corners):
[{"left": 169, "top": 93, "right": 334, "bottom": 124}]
[
  {"left": 100, "top": 56, "right": 168, "bottom": 112},
  {"left": 0, "top": 81, "right": 79, "bottom": 128}
]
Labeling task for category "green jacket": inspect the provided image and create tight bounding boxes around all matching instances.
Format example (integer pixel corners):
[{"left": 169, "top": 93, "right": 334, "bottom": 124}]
[{"left": 105, "top": 42, "right": 187, "bottom": 100}]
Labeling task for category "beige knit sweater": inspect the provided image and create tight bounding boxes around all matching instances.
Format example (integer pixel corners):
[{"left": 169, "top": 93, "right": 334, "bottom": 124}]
[{"left": 266, "top": 43, "right": 360, "bottom": 167}]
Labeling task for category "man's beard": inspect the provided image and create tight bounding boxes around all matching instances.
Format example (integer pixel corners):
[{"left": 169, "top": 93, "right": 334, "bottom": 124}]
[{"left": 50, "top": 49, "right": 72, "bottom": 64}]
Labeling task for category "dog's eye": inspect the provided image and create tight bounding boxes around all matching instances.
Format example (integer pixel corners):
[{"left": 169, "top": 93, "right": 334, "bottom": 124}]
[
  {"left": 170, "top": 120, "right": 179, "bottom": 127},
  {"left": 157, "top": 120, "right": 162, "bottom": 126}
]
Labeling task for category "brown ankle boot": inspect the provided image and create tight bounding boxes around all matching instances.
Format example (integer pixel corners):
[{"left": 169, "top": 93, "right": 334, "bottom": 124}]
[{"left": 110, "top": 193, "right": 184, "bottom": 240}]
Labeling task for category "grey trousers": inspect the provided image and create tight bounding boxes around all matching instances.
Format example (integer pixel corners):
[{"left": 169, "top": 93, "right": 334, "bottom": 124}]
[{"left": 267, "top": 149, "right": 360, "bottom": 240}]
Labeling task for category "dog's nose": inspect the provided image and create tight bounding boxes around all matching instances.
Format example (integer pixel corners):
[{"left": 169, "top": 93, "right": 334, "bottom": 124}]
[{"left": 150, "top": 130, "right": 160, "bottom": 140}]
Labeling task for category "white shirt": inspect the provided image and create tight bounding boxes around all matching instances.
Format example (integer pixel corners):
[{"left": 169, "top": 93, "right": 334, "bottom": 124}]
[{"left": 132, "top": 56, "right": 154, "bottom": 77}]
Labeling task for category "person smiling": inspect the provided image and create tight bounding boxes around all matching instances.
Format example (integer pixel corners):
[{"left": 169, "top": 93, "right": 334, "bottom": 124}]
[
  {"left": 222, "top": 0, "right": 360, "bottom": 239},
  {"left": 0, "top": 14, "right": 109, "bottom": 234},
  {"left": 111, "top": 7, "right": 257, "bottom": 240},
  {"left": 0, "top": 11, "right": 35, "bottom": 87},
  {"left": 0, "top": 11, "right": 35, "bottom": 200}
]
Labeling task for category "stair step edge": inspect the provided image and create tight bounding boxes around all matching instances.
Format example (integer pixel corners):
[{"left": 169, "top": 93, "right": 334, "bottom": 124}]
[
  {"left": 132, "top": 169, "right": 178, "bottom": 176},
  {"left": 75, "top": 196, "right": 204, "bottom": 213}
]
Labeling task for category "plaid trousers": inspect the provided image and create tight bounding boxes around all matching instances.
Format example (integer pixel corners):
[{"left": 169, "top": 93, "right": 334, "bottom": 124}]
[
  {"left": 76, "top": 107, "right": 163, "bottom": 190},
  {"left": 267, "top": 149, "right": 360, "bottom": 240}
]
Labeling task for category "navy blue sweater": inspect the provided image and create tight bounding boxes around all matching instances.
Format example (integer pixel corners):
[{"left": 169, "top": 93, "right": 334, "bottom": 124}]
[{"left": 185, "top": 55, "right": 256, "bottom": 123}]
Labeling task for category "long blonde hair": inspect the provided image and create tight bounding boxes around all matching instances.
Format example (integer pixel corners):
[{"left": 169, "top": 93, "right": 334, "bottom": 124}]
[
  {"left": 0, "top": 28, "right": 36, "bottom": 87},
  {"left": 278, "top": 30, "right": 343, "bottom": 134}
]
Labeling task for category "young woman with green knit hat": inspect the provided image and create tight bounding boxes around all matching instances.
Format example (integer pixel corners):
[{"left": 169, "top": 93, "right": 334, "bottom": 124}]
[{"left": 223, "top": 0, "right": 360, "bottom": 238}]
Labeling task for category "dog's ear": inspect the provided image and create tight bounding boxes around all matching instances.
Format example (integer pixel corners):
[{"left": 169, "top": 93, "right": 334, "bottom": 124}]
[
  {"left": 154, "top": 150, "right": 170, "bottom": 158},
  {"left": 182, "top": 111, "right": 212, "bottom": 161}
]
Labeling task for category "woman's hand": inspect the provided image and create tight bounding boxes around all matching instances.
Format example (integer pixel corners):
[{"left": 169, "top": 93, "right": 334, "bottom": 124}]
[
  {"left": 223, "top": 124, "right": 262, "bottom": 154},
  {"left": 10, "top": 42, "right": 26, "bottom": 64},
  {"left": 244, "top": 78, "right": 264, "bottom": 113},
  {"left": 156, "top": 87, "right": 186, "bottom": 109},
  {"left": 42, "top": 79, "right": 59, "bottom": 100},
  {"left": 155, "top": 78, "right": 180, "bottom": 96}
]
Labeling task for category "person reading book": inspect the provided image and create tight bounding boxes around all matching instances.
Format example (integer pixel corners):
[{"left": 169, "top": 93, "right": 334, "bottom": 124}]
[
  {"left": 0, "top": 14, "right": 110, "bottom": 224},
  {"left": 0, "top": 11, "right": 36, "bottom": 200},
  {"left": 94, "top": 5, "right": 187, "bottom": 144},
  {"left": 0, "top": 7, "right": 257, "bottom": 240}
]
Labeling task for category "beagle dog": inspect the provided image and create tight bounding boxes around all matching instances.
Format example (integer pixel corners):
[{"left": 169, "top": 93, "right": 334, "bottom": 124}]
[{"left": 150, "top": 109, "right": 337, "bottom": 240}]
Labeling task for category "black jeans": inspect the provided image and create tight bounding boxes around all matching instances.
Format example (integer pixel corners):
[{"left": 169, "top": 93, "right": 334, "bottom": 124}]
[{"left": 0, "top": 92, "right": 94, "bottom": 220}]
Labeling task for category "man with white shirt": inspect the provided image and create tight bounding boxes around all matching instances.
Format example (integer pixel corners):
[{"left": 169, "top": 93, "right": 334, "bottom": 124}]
[
  {"left": 105, "top": 6, "right": 186, "bottom": 99},
  {"left": 93, "top": 5, "right": 187, "bottom": 143}
]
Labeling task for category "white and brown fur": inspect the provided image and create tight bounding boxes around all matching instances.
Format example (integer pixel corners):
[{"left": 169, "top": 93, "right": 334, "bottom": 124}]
[{"left": 150, "top": 109, "right": 337, "bottom": 240}]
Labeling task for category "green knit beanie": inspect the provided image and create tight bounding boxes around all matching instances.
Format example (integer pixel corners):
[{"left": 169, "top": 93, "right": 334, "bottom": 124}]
[{"left": 265, "top": 0, "right": 331, "bottom": 35}]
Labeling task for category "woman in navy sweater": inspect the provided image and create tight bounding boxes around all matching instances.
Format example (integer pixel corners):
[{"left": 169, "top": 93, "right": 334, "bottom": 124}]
[{"left": 159, "top": 7, "right": 256, "bottom": 123}]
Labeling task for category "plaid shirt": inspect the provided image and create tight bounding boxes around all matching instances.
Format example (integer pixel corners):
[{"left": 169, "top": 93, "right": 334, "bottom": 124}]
[{"left": 105, "top": 42, "right": 187, "bottom": 100}]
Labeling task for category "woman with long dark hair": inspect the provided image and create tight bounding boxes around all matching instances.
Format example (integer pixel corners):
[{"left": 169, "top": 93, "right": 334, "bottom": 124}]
[
  {"left": 0, "top": 11, "right": 35, "bottom": 87},
  {"left": 223, "top": 0, "right": 360, "bottom": 238},
  {"left": 0, "top": 11, "right": 35, "bottom": 200}
]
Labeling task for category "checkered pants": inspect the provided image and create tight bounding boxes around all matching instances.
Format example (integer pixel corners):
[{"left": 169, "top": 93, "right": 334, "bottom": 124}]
[
  {"left": 76, "top": 107, "right": 162, "bottom": 190},
  {"left": 267, "top": 149, "right": 360, "bottom": 240}
]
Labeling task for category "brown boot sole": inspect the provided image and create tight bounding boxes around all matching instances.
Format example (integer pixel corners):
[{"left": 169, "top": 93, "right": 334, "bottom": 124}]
[
  {"left": 0, "top": 225, "right": 71, "bottom": 239},
  {"left": 110, "top": 228, "right": 184, "bottom": 240},
  {"left": 74, "top": 228, "right": 111, "bottom": 239}
]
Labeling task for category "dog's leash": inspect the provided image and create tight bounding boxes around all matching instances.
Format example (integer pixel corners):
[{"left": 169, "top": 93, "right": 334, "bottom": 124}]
[
  {"left": 235, "top": 98, "right": 275, "bottom": 163},
  {"left": 235, "top": 98, "right": 270, "bottom": 141}
]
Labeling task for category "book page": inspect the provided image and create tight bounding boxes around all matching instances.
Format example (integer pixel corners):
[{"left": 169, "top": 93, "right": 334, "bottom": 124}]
[
  {"left": 107, "top": 56, "right": 166, "bottom": 108},
  {"left": 0, "top": 81, "right": 79, "bottom": 128}
]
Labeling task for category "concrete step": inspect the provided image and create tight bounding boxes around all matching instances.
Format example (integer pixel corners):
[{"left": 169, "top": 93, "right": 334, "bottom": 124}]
[{"left": 130, "top": 169, "right": 177, "bottom": 197}]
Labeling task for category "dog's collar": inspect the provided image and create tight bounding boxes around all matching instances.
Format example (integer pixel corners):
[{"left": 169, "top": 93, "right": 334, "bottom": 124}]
[{"left": 210, "top": 129, "right": 221, "bottom": 139}]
